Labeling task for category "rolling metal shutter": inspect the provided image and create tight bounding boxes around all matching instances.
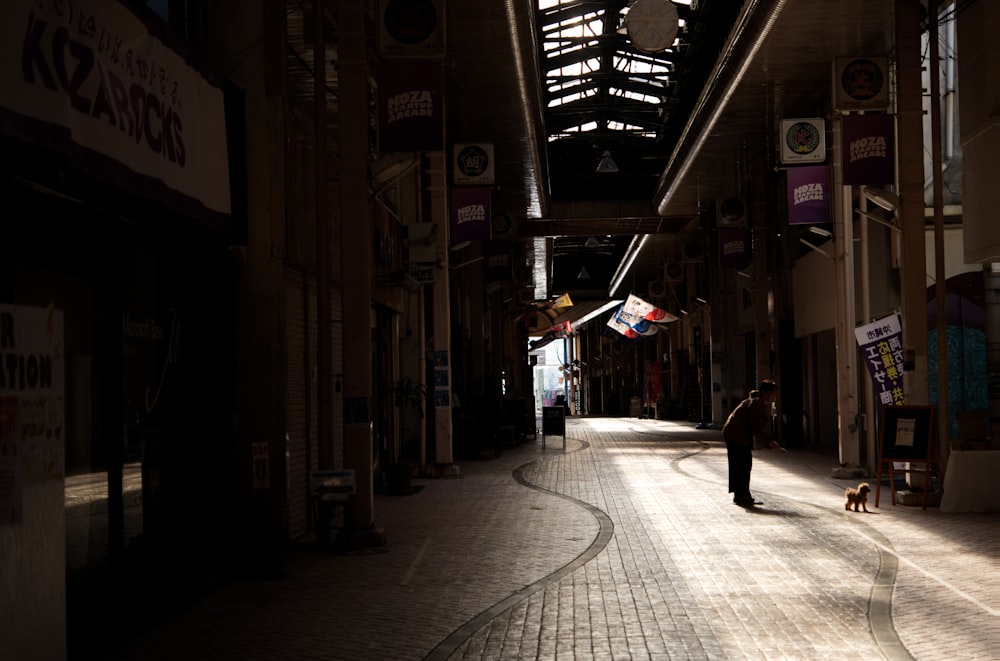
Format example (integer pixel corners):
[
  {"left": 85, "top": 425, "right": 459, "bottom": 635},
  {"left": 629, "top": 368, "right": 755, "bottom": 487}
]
[{"left": 285, "top": 267, "right": 318, "bottom": 540}]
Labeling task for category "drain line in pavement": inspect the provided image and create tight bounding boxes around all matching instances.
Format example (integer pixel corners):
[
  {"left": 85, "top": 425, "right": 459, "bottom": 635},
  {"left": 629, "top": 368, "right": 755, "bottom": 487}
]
[
  {"left": 401, "top": 536, "right": 432, "bottom": 586},
  {"left": 423, "top": 439, "right": 614, "bottom": 661},
  {"left": 666, "top": 436, "right": 915, "bottom": 661}
]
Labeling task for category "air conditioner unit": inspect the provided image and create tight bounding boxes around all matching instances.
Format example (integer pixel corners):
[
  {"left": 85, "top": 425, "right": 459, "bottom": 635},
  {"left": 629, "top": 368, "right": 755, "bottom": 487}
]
[
  {"left": 648, "top": 280, "right": 668, "bottom": 298},
  {"left": 716, "top": 196, "right": 748, "bottom": 227},
  {"left": 377, "top": 0, "right": 445, "bottom": 58},
  {"left": 680, "top": 237, "right": 706, "bottom": 263},
  {"left": 664, "top": 261, "right": 684, "bottom": 282}
]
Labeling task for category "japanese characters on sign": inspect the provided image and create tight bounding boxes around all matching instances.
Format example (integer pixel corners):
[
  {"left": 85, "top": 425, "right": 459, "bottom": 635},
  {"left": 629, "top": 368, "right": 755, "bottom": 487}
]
[{"left": 854, "top": 314, "right": 905, "bottom": 406}]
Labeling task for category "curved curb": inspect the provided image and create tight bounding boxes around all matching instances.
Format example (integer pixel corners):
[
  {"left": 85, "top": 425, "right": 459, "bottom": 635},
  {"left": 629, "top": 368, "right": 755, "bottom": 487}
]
[
  {"left": 423, "top": 439, "right": 615, "bottom": 661},
  {"left": 665, "top": 435, "right": 913, "bottom": 661}
]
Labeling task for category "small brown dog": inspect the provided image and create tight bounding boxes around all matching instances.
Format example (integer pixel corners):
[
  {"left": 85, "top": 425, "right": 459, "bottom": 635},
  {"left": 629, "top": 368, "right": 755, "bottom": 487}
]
[{"left": 844, "top": 482, "right": 871, "bottom": 512}]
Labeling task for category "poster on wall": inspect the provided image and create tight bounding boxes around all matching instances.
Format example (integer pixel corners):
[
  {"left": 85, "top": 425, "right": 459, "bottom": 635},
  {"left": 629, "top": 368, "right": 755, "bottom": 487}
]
[
  {"left": 0, "top": 305, "right": 65, "bottom": 525},
  {"left": 854, "top": 313, "right": 905, "bottom": 406}
]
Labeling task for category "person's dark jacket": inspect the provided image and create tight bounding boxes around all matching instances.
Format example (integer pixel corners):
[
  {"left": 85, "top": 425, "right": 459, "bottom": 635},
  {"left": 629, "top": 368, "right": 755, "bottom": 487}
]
[{"left": 722, "top": 396, "right": 773, "bottom": 448}]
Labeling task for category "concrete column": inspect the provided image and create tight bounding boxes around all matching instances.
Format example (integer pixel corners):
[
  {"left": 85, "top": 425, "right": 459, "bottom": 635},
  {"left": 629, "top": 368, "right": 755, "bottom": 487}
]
[
  {"left": 831, "top": 117, "right": 860, "bottom": 469},
  {"left": 337, "top": 0, "right": 376, "bottom": 531},
  {"left": 896, "top": 0, "right": 930, "bottom": 405},
  {"left": 427, "top": 152, "right": 457, "bottom": 472}
]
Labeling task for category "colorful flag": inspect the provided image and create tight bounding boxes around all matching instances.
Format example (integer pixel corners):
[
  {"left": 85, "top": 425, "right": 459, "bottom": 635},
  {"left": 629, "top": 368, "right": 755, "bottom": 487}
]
[{"left": 623, "top": 294, "right": 678, "bottom": 323}]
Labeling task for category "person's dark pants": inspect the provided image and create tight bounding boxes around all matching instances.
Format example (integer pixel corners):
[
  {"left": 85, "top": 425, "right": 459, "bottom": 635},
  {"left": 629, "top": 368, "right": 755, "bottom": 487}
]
[{"left": 726, "top": 441, "right": 753, "bottom": 500}]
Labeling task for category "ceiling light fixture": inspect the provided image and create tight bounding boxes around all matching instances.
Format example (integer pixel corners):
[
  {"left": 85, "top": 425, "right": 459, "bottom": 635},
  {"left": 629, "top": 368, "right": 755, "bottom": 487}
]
[
  {"left": 595, "top": 150, "right": 619, "bottom": 173},
  {"left": 809, "top": 226, "right": 833, "bottom": 238},
  {"left": 577, "top": 267, "right": 591, "bottom": 279}
]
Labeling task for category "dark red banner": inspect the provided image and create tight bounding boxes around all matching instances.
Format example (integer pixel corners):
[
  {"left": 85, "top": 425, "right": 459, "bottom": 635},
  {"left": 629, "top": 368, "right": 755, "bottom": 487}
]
[
  {"left": 841, "top": 114, "right": 895, "bottom": 185},
  {"left": 377, "top": 63, "right": 444, "bottom": 152}
]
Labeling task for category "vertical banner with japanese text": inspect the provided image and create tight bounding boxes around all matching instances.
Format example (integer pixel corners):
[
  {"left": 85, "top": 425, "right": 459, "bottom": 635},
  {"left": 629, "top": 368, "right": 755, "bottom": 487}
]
[{"left": 854, "top": 313, "right": 905, "bottom": 406}]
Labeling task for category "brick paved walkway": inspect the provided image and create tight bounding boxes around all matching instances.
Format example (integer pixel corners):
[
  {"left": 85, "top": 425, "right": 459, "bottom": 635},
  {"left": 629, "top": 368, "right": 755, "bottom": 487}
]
[{"left": 105, "top": 418, "right": 999, "bottom": 661}]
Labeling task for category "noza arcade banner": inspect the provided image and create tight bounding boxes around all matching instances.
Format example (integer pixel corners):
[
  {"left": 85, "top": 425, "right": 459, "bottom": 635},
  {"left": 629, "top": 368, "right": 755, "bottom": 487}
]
[
  {"left": 854, "top": 313, "right": 905, "bottom": 406},
  {"left": 450, "top": 187, "right": 491, "bottom": 244},
  {"left": 841, "top": 113, "right": 895, "bottom": 186},
  {"left": 786, "top": 165, "right": 831, "bottom": 225},
  {"left": 377, "top": 62, "right": 444, "bottom": 152}
]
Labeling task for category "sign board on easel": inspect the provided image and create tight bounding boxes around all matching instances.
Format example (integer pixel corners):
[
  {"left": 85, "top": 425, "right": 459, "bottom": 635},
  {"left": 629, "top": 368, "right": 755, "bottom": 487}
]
[
  {"left": 875, "top": 405, "right": 937, "bottom": 509},
  {"left": 542, "top": 406, "right": 566, "bottom": 450}
]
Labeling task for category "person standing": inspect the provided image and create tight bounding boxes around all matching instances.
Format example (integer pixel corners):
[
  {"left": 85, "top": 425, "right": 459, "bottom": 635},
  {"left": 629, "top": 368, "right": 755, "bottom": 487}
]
[{"left": 722, "top": 380, "right": 779, "bottom": 506}]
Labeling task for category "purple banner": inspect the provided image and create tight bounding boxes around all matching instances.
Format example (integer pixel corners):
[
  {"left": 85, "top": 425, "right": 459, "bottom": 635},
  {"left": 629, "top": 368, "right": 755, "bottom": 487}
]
[
  {"left": 786, "top": 165, "right": 831, "bottom": 225},
  {"left": 841, "top": 114, "right": 895, "bottom": 186},
  {"left": 718, "top": 227, "right": 751, "bottom": 269},
  {"left": 377, "top": 63, "right": 444, "bottom": 152},
  {"left": 854, "top": 314, "right": 905, "bottom": 406},
  {"left": 450, "top": 187, "right": 491, "bottom": 244},
  {"left": 484, "top": 241, "right": 513, "bottom": 282}
]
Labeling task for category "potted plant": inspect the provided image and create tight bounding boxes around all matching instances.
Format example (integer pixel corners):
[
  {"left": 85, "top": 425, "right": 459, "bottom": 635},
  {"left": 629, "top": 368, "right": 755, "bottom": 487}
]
[{"left": 389, "top": 376, "right": 426, "bottom": 494}]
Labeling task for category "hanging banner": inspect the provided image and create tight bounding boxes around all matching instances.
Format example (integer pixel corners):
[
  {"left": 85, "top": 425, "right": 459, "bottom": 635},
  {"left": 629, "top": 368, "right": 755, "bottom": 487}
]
[
  {"left": 606, "top": 304, "right": 651, "bottom": 339},
  {"left": 623, "top": 294, "right": 677, "bottom": 323},
  {"left": 450, "top": 187, "right": 491, "bottom": 244},
  {"left": 855, "top": 313, "right": 905, "bottom": 406},
  {"left": 484, "top": 241, "right": 512, "bottom": 282},
  {"left": 607, "top": 296, "right": 677, "bottom": 339},
  {"left": 786, "top": 165, "right": 831, "bottom": 225},
  {"left": 377, "top": 63, "right": 444, "bottom": 152},
  {"left": 841, "top": 114, "right": 895, "bottom": 185},
  {"left": 718, "top": 227, "right": 751, "bottom": 269}
]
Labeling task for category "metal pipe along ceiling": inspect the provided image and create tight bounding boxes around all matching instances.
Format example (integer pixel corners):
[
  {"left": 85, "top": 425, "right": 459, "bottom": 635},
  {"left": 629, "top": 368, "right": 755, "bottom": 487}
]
[{"left": 654, "top": 0, "right": 787, "bottom": 216}]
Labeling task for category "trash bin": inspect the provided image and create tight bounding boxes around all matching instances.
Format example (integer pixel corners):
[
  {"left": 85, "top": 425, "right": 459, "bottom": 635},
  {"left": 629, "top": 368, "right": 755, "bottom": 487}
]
[{"left": 629, "top": 396, "right": 642, "bottom": 418}]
